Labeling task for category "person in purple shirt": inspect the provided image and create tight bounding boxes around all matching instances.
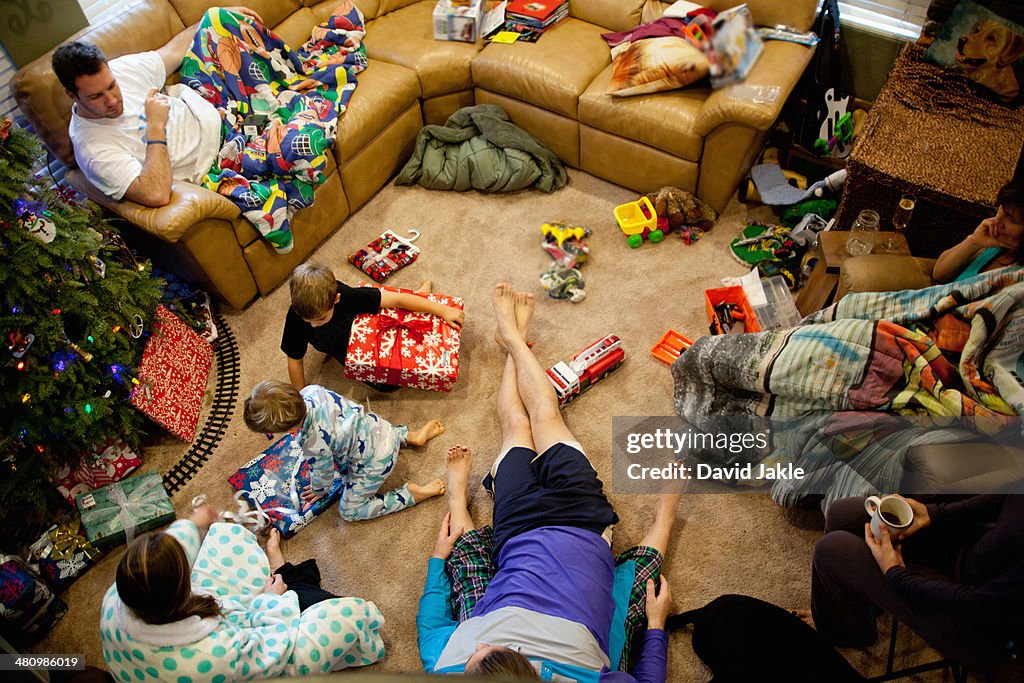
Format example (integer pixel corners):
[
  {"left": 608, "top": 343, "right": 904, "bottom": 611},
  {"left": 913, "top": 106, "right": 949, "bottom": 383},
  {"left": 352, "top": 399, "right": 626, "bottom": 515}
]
[{"left": 417, "top": 284, "right": 679, "bottom": 681}]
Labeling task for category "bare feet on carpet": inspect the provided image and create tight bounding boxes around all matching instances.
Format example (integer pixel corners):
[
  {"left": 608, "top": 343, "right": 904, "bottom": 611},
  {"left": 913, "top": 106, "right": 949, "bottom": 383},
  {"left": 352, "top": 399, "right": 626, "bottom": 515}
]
[
  {"left": 409, "top": 478, "right": 446, "bottom": 503},
  {"left": 407, "top": 419, "right": 445, "bottom": 447},
  {"left": 515, "top": 290, "right": 535, "bottom": 337},
  {"left": 493, "top": 283, "right": 517, "bottom": 350},
  {"left": 266, "top": 528, "right": 284, "bottom": 573},
  {"left": 446, "top": 445, "right": 475, "bottom": 533}
]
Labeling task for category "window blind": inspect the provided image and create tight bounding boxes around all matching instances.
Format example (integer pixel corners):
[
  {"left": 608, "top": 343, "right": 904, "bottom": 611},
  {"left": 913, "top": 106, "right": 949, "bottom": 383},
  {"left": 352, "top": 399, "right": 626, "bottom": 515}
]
[{"left": 835, "top": 0, "right": 931, "bottom": 40}]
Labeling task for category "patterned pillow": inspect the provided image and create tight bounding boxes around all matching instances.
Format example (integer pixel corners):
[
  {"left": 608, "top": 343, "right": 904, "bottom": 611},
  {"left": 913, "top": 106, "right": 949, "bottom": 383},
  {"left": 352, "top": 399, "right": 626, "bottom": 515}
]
[
  {"left": 924, "top": 0, "right": 1024, "bottom": 105},
  {"left": 606, "top": 36, "right": 709, "bottom": 97},
  {"left": 228, "top": 433, "right": 344, "bottom": 537}
]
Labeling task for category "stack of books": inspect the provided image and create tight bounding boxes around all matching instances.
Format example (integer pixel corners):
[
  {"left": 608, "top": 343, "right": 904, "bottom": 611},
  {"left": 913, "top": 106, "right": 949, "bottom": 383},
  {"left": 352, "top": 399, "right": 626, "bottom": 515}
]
[{"left": 504, "top": 0, "right": 569, "bottom": 34}]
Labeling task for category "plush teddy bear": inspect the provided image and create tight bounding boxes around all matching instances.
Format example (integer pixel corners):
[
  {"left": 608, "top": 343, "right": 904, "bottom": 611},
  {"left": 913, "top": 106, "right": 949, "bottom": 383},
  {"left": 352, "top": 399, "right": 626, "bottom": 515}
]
[{"left": 644, "top": 186, "right": 718, "bottom": 242}]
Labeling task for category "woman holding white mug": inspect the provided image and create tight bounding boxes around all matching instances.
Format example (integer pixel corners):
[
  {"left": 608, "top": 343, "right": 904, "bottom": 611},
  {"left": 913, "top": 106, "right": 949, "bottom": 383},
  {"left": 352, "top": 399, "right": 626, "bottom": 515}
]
[{"left": 803, "top": 494, "right": 1024, "bottom": 675}]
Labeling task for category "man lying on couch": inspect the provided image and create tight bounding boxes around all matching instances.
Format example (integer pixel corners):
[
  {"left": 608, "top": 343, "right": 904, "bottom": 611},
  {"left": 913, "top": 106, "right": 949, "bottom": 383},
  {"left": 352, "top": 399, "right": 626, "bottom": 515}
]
[{"left": 52, "top": 3, "right": 367, "bottom": 255}]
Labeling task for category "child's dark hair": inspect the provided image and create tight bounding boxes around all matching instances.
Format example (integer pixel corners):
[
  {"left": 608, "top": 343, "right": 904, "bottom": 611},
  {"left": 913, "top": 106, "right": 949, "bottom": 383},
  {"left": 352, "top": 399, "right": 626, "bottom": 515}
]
[
  {"left": 465, "top": 647, "right": 539, "bottom": 678},
  {"left": 52, "top": 42, "right": 108, "bottom": 94},
  {"left": 244, "top": 379, "right": 307, "bottom": 433},
  {"left": 116, "top": 532, "right": 221, "bottom": 624}
]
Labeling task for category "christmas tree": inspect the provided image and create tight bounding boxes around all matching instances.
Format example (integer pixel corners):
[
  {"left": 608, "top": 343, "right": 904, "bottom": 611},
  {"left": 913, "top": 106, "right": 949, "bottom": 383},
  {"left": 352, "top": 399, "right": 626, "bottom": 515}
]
[{"left": 0, "top": 120, "right": 162, "bottom": 547}]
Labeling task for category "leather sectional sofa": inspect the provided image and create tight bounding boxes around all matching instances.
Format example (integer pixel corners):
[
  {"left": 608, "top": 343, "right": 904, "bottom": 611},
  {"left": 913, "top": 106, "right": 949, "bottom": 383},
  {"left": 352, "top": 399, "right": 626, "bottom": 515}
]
[{"left": 15, "top": 0, "right": 817, "bottom": 309}]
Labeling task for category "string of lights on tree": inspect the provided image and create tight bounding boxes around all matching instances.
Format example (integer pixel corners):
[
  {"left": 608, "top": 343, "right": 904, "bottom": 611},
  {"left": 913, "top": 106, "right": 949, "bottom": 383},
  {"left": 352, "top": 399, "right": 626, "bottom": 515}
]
[{"left": 0, "top": 118, "right": 164, "bottom": 545}]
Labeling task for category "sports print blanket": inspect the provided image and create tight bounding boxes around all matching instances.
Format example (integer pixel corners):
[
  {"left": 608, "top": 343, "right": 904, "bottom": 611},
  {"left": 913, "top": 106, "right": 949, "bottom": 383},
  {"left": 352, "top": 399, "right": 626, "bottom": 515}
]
[
  {"left": 181, "top": 5, "right": 367, "bottom": 254},
  {"left": 672, "top": 267, "right": 1024, "bottom": 509}
]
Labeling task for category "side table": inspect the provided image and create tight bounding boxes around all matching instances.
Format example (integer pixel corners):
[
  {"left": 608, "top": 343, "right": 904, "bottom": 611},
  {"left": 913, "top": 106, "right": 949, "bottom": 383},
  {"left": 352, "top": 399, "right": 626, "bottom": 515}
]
[{"left": 795, "top": 231, "right": 910, "bottom": 315}]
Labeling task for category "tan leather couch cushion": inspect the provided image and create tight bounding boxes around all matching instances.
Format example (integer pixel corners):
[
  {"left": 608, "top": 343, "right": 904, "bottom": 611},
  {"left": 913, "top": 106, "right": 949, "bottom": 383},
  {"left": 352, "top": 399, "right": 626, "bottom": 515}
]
[
  {"left": 642, "top": 0, "right": 816, "bottom": 33},
  {"left": 334, "top": 58, "right": 421, "bottom": 162},
  {"left": 376, "top": 0, "right": 422, "bottom": 15},
  {"left": 579, "top": 65, "right": 704, "bottom": 161},
  {"left": 13, "top": 0, "right": 186, "bottom": 168},
  {"left": 472, "top": 18, "right": 610, "bottom": 119},
  {"left": 365, "top": 1, "right": 481, "bottom": 98},
  {"left": 571, "top": 0, "right": 644, "bottom": 33},
  {"left": 166, "top": 0, "right": 301, "bottom": 28}
]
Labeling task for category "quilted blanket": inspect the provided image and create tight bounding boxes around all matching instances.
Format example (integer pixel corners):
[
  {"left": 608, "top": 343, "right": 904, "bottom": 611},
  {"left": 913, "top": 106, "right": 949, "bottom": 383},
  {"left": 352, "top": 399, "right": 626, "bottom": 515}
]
[
  {"left": 181, "top": 5, "right": 367, "bottom": 254},
  {"left": 672, "top": 267, "right": 1024, "bottom": 508}
]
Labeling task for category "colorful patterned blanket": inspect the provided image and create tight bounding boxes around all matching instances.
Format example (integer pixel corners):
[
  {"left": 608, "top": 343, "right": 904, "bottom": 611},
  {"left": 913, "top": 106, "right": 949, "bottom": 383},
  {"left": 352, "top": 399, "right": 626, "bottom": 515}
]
[
  {"left": 672, "top": 267, "right": 1024, "bottom": 508},
  {"left": 181, "top": 5, "right": 367, "bottom": 254}
]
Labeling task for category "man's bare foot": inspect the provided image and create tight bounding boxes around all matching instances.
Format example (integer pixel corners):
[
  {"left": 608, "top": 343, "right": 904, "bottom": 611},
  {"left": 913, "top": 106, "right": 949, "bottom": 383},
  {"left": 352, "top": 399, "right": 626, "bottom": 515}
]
[
  {"left": 407, "top": 420, "right": 445, "bottom": 447},
  {"left": 265, "top": 528, "right": 284, "bottom": 573},
  {"left": 514, "top": 291, "right": 535, "bottom": 337},
  {"left": 792, "top": 609, "right": 815, "bottom": 630},
  {"left": 654, "top": 492, "right": 683, "bottom": 529},
  {"left": 409, "top": 478, "right": 446, "bottom": 503},
  {"left": 417, "top": 279, "right": 433, "bottom": 293},
  {"left": 446, "top": 445, "right": 473, "bottom": 500},
  {"left": 492, "top": 283, "right": 522, "bottom": 350}
]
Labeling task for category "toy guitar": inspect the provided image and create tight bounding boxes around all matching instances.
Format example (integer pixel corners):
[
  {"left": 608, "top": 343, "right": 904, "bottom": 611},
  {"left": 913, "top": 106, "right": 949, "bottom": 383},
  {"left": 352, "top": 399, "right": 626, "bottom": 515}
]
[{"left": 818, "top": 87, "right": 852, "bottom": 158}]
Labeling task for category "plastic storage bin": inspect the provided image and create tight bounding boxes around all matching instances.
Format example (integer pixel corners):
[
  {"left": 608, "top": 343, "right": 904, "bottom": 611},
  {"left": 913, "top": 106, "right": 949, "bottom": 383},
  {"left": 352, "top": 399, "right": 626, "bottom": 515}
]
[{"left": 752, "top": 275, "right": 801, "bottom": 331}]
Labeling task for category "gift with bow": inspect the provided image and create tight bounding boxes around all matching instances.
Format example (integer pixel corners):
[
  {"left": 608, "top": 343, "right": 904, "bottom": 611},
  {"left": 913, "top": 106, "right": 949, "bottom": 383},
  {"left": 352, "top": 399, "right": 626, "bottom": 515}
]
[
  {"left": 75, "top": 471, "right": 176, "bottom": 550},
  {"left": 0, "top": 555, "right": 67, "bottom": 646},
  {"left": 345, "top": 284, "right": 463, "bottom": 391},
  {"left": 28, "top": 515, "right": 104, "bottom": 592}
]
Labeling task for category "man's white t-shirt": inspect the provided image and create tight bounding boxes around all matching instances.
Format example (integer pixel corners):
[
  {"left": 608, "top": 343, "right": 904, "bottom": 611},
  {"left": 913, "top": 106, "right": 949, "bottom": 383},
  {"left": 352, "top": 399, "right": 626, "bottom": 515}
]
[{"left": 69, "top": 52, "right": 221, "bottom": 201}]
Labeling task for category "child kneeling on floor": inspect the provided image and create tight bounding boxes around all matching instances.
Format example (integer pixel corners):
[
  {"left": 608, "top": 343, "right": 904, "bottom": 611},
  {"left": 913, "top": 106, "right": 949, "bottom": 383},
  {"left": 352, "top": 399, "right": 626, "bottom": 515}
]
[{"left": 244, "top": 379, "right": 446, "bottom": 521}]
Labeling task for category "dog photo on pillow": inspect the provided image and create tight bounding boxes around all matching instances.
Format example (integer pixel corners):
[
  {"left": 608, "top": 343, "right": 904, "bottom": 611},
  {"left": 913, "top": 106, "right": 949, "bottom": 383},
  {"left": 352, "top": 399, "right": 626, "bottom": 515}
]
[{"left": 925, "top": 0, "right": 1024, "bottom": 105}]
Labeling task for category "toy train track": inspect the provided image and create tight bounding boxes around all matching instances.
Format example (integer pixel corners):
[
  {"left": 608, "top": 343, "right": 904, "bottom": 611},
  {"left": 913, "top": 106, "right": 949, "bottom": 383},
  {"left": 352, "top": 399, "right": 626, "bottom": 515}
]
[{"left": 163, "top": 312, "right": 240, "bottom": 495}]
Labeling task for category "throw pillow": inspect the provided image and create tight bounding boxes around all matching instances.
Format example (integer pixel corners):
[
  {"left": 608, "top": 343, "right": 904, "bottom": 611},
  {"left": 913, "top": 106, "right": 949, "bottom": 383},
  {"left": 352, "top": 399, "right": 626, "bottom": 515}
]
[
  {"left": 606, "top": 36, "right": 709, "bottom": 97},
  {"left": 924, "top": 0, "right": 1024, "bottom": 105}
]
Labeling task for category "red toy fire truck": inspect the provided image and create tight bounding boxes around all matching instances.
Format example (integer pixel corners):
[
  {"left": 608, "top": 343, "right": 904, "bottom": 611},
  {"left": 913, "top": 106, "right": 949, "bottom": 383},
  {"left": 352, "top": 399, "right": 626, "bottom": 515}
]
[{"left": 546, "top": 334, "right": 625, "bottom": 406}]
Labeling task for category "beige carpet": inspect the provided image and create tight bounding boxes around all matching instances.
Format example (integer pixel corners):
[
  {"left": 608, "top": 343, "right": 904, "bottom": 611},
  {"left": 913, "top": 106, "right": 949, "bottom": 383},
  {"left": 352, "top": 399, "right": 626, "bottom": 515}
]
[{"left": 38, "top": 169, "right": 956, "bottom": 681}]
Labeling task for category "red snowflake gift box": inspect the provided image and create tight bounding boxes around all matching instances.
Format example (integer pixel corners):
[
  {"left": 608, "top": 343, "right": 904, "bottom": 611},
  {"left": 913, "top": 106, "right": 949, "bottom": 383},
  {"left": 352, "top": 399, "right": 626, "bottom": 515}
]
[
  {"left": 344, "top": 284, "right": 463, "bottom": 391},
  {"left": 130, "top": 305, "right": 213, "bottom": 441}
]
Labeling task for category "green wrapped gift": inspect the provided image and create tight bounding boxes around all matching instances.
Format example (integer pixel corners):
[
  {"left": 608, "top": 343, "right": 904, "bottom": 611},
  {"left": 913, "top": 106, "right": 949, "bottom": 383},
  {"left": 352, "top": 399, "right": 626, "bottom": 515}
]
[{"left": 75, "top": 472, "right": 175, "bottom": 550}]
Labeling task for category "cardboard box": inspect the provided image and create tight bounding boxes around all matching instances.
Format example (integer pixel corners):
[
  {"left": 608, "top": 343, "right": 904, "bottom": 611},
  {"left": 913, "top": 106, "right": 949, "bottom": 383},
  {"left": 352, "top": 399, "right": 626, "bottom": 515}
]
[{"left": 433, "top": 0, "right": 485, "bottom": 43}]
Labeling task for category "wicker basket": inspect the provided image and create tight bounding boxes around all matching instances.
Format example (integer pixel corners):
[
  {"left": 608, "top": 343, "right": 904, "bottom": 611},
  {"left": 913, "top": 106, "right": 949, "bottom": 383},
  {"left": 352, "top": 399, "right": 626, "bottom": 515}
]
[{"left": 835, "top": 45, "right": 1024, "bottom": 257}]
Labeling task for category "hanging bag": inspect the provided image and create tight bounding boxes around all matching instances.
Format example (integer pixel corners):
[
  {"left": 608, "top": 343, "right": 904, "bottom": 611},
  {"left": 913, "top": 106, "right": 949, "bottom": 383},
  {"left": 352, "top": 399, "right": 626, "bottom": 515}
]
[{"left": 349, "top": 229, "right": 421, "bottom": 283}]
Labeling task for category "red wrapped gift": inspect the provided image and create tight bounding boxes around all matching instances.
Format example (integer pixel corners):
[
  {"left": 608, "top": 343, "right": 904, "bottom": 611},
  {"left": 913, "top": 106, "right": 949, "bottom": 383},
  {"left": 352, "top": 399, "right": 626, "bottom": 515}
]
[
  {"left": 130, "top": 305, "right": 213, "bottom": 441},
  {"left": 51, "top": 439, "right": 142, "bottom": 505},
  {"left": 344, "top": 284, "right": 462, "bottom": 391}
]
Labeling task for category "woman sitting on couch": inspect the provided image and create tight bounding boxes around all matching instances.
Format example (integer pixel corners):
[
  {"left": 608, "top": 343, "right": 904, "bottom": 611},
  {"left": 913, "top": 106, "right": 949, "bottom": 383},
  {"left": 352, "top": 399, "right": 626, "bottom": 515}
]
[{"left": 933, "top": 176, "right": 1024, "bottom": 283}]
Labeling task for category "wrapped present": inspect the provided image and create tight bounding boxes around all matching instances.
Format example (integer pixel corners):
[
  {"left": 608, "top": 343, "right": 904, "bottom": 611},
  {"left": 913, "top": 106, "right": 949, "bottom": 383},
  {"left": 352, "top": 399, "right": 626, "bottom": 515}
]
[
  {"left": 228, "top": 433, "right": 344, "bottom": 538},
  {"left": 28, "top": 516, "right": 104, "bottom": 593},
  {"left": 131, "top": 305, "right": 213, "bottom": 441},
  {"left": 75, "top": 472, "right": 176, "bottom": 550},
  {"left": 345, "top": 284, "right": 463, "bottom": 391},
  {"left": 349, "top": 229, "right": 421, "bottom": 283},
  {"left": 0, "top": 555, "right": 68, "bottom": 646},
  {"left": 52, "top": 439, "right": 142, "bottom": 505}
]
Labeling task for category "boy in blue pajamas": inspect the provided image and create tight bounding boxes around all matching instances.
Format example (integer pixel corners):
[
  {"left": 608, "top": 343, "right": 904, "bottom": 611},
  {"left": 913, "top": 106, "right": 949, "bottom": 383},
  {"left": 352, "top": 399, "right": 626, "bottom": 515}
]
[{"left": 244, "top": 380, "right": 446, "bottom": 521}]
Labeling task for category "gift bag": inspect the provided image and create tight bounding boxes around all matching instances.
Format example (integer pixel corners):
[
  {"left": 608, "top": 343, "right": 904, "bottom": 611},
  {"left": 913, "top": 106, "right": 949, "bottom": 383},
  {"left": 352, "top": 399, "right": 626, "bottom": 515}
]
[
  {"left": 28, "top": 516, "right": 104, "bottom": 593},
  {"left": 227, "top": 433, "right": 345, "bottom": 538},
  {"left": 51, "top": 438, "right": 142, "bottom": 505},
  {"left": 75, "top": 472, "right": 176, "bottom": 550},
  {"left": 345, "top": 284, "right": 463, "bottom": 391},
  {"left": 349, "top": 229, "right": 421, "bottom": 283},
  {"left": 0, "top": 555, "right": 68, "bottom": 646}
]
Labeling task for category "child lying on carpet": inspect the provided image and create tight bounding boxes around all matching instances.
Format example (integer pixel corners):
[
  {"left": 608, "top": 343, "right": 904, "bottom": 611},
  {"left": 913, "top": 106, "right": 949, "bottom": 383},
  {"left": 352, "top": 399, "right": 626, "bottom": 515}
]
[
  {"left": 281, "top": 262, "right": 464, "bottom": 392},
  {"left": 244, "top": 380, "right": 446, "bottom": 520}
]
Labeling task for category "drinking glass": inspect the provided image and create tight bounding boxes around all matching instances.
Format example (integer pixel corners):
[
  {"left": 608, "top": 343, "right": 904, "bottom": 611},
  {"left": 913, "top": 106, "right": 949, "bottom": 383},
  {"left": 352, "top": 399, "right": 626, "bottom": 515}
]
[
  {"left": 845, "top": 209, "right": 879, "bottom": 256},
  {"left": 881, "top": 194, "right": 916, "bottom": 252}
]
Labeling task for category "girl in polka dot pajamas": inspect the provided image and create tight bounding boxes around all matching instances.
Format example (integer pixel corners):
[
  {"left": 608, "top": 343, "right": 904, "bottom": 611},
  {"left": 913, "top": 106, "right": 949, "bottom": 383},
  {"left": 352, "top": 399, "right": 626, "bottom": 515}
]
[{"left": 100, "top": 504, "right": 385, "bottom": 682}]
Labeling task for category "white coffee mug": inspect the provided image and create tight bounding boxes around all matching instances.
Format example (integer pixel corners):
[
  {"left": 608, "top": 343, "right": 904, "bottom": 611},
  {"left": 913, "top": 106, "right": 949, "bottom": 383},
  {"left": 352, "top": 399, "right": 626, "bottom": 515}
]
[{"left": 864, "top": 495, "right": 913, "bottom": 541}]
